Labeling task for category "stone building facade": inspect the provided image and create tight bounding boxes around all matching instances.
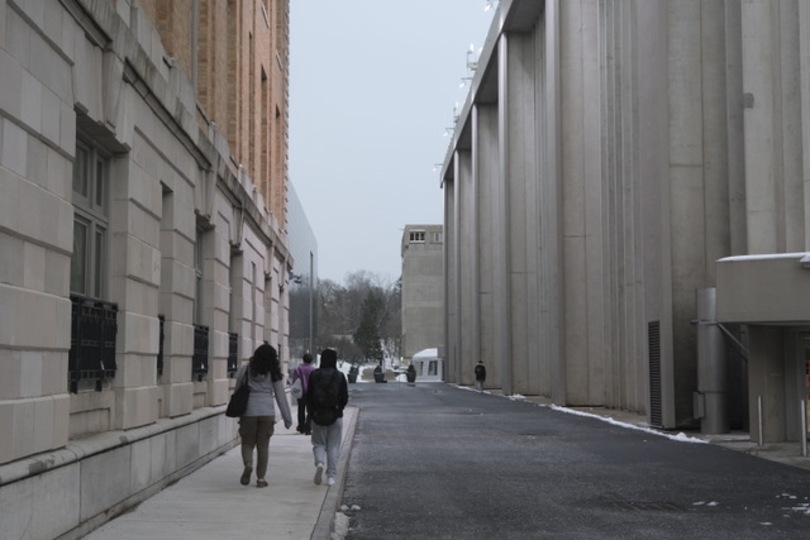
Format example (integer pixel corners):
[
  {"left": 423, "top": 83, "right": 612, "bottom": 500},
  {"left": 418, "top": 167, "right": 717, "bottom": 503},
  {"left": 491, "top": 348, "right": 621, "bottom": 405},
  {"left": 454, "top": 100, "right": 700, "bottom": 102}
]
[
  {"left": 0, "top": 0, "right": 292, "bottom": 537},
  {"left": 442, "top": 0, "right": 810, "bottom": 445},
  {"left": 400, "top": 224, "right": 444, "bottom": 363}
]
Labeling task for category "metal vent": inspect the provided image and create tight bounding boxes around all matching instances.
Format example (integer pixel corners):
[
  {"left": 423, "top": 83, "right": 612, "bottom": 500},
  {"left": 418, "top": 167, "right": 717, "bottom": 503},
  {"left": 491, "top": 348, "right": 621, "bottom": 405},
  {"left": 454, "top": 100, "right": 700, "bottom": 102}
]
[{"left": 648, "top": 320, "right": 662, "bottom": 428}]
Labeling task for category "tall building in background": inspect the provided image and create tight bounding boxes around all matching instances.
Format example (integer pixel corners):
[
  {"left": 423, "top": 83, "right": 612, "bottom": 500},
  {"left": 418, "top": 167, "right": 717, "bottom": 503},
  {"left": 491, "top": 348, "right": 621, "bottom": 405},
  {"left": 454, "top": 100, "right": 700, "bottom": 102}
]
[
  {"left": 443, "top": 0, "right": 810, "bottom": 446},
  {"left": 0, "top": 1, "right": 292, "bottom": 537},
  {"left": 401, "top": 225, "right": 444, "bottom": 365},
  {"left": 287, "top": 182, "right": 318, "bottom": 365}
]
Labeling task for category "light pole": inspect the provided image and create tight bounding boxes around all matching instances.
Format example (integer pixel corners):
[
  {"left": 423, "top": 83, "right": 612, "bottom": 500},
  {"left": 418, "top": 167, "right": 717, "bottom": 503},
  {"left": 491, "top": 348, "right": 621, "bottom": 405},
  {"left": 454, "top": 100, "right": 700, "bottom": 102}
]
[{"left": 308, "top": 251, "right": 314, "bottom": 355}]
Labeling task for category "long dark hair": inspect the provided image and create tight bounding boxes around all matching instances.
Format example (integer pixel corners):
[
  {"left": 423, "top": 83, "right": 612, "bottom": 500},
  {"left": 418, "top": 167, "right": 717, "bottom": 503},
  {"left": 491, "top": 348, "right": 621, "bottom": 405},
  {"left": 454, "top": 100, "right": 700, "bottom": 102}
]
[{"left": 250, "top": 343, "right": 282, "bottom": 382}]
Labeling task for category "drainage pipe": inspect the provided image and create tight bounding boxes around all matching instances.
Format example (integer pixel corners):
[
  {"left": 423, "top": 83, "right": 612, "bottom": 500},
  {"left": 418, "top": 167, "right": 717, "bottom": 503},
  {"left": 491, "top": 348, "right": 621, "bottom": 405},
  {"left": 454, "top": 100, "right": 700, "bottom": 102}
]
[{"left": 696, "top": 288, "right": 729, "bottom": 434}]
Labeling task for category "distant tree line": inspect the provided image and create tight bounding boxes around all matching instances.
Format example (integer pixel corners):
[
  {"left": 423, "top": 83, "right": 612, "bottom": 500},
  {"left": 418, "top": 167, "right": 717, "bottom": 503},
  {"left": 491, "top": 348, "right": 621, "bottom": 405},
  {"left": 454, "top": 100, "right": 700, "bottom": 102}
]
[{"left": 316, "top": 271, "right": 401, "bottom": 364}]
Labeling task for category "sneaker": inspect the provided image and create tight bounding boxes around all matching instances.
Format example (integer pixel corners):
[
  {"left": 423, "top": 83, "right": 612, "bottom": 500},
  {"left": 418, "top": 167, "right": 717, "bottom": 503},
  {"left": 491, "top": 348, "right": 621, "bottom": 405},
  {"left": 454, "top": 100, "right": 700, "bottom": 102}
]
[
  {"left": 326, "top": 477, "right": 336, "bottom": 486},
  {"left": 240, "top": 464, "right": 253, "bottom": 486},
  {"left": 256, "top": 479, "right": 268, "bottom": 488},
  {"left": 314, "top": 463, "right": 324, "bottom": 485}
]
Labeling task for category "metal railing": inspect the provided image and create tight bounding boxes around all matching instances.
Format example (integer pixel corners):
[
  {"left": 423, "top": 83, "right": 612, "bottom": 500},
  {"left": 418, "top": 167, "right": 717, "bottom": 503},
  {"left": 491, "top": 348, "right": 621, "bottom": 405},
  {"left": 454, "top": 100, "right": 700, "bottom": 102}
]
[
  {"left": 227, "top": 332, "right": 239, "bottom": 376},
  {"left": 69, "top": 294, "right": 118, "bottom": 392},
  {"left": 157, "top": 315, "right": 165, "bottom": 377},
  {"left": 192, "top": 324, "right": 209, "bottom": 380}
]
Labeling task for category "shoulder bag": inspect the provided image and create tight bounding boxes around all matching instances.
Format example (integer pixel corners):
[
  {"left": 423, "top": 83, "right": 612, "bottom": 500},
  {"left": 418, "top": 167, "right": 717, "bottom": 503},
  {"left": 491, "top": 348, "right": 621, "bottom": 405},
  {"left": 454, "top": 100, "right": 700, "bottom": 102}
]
[
  {"left": 291, "top": 376, "right": 304, "bottom": 400},
  {"left": 225, "top": 369, "right": 251, "bottom": 418}
]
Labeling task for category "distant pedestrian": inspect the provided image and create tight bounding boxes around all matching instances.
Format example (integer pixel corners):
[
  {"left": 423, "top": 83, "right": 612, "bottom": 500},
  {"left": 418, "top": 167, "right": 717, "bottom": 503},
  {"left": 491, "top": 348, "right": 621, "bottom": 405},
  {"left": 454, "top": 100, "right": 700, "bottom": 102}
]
[
  {"left": 474, "top": 360, "right": 487, "bottom": 393},
  {"left": 291, "top": 353, "right": 317, "bottom": 435},
  {"left": 307, "top": 348, "right": 349, "bottom": 487},
  {"left": 235, "top": 343, "right": 292, "bottom": 488}
]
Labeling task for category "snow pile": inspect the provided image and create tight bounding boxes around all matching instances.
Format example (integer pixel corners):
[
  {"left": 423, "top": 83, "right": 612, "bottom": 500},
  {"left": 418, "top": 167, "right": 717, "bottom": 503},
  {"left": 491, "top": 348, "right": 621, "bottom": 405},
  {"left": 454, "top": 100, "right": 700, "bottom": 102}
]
[{"left": 548, "top": 404, "right": 708, "bottom": 444}]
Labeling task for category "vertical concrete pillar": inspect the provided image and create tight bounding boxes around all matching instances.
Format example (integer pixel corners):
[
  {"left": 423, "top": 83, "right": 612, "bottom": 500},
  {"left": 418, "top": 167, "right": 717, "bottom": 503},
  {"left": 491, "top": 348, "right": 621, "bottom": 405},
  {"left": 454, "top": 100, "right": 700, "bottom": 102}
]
[
  {"left": 477, "top": 104, "right": 500, "bottom": 388},
  {"left": 748, "top": 326, "right": 787, "bottom": 443},
  {"left": 495, "top": 33, "right": 513, "bottom": 394},
  {"left": 452, "top": 154, "right": 464, "bottom": 384},
  {"left": 506, "top": 32, "right": 538, "bottom": 395},
  {"left": 741, "top": 0, "right": 779, "bottom": 253},
  {"left": 544, "top": 0, "right": 565, "bottom": 404},
  {"left": 800, "top": 0, "right": 810, "bottom": 249},
  {"left": 559, "top": 0, "right": 603, "bottom": 405},
  {"left": 444, "top": 160, "right": 460, "bottom": 383},
  {"left": 457, "top": 148, "right": 475, "bottom": 384}
]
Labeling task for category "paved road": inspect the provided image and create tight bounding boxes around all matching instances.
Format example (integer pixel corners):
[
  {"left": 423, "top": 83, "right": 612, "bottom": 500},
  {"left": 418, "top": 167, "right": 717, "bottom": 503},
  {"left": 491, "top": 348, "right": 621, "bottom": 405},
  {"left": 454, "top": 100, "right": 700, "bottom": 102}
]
[{"left": 340, "top": 382, "right": 810, "bottom": 539}]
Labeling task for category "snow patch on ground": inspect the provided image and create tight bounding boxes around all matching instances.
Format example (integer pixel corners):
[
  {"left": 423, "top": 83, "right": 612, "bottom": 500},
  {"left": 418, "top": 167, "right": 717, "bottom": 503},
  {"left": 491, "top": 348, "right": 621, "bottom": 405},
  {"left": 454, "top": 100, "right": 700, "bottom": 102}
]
[
  {"left": 454, "top": 384, "right": 707, "bottom": 444},
  {"left": 546, "top": 404, "right": 709, "bottom": 444}
]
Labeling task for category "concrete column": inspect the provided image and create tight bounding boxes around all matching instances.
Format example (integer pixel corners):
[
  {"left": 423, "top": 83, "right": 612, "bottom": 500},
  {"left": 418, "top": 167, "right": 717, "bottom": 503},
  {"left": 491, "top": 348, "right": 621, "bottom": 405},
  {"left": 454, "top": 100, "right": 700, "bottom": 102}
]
[
  {"left": 559, "top": 0, "right": 602, "bottom": 405},
  {"left": 457, "top": 148, "right": 475, "bottom": 385},
  {"left": 544, "top": 0, "right": 565, "bottom": 404},
  {"left": 748, "top": 326, "right": 787, "bottom": 443},
  {"left": 477, "top": 104, "right": 499, "bottom": 388},
  {"left": 724, "top": 0, "right": 748, "bottom": 255},
  {"left": 506, "top": 31, "right": 538, "bottom": 395},
  {"left": 741, "top": 0, "right": 779, "bottom": 253},
  {"left": 495, "top": 33, "right": 513, "bottom": 394},
  {"left": 452, "top": 154, "right": 464, "bottom": 384},
  {"left": 800, "top": 0, "right": 810, "bottom": 249},
  {"left": 442, "top": 176, "right": 457, "bottom": 383}
]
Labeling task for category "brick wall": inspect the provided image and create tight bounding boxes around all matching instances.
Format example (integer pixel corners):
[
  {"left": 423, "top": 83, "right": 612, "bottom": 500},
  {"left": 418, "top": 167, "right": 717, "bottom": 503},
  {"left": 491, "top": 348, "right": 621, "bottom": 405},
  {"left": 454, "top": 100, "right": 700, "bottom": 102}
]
[{"left": 140, "top": 0, "right": 289, "bottom": 237}]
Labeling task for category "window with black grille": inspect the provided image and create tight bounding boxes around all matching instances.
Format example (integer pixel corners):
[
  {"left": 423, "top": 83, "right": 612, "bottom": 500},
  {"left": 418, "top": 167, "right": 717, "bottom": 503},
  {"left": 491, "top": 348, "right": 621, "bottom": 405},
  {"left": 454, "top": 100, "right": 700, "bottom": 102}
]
[
  {"left": 193, "top": 324, "right": 209, "bottom": 380},
  {"left": 69, "top": 135, "right": 117, "bottom": 392},
  {"left": 69, "top": 294, "right": 117, "bottom": 392},
  {"left": 228, "top": 332, "right": 239, "bottom": 375},
  {"left": 157, "top": 315, "right": 165, "bottom": 377}
]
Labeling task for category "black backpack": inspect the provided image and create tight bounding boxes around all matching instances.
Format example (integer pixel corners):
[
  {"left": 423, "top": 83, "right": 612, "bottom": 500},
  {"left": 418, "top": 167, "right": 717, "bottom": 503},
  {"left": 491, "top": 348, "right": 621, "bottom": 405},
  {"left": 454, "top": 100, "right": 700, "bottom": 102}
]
[{"left": 310, "top": 370, "right": 341, "bottom": 426}]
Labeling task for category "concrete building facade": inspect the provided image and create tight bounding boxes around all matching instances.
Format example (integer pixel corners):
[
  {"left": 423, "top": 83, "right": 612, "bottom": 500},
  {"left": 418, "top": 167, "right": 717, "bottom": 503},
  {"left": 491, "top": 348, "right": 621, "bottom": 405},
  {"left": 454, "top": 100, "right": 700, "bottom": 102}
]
[
  {"left": 401, "top": 224, "right": 444, "bottom": 364},
  {"left": 0, "top": 0, "right": 292, "bottom": 537},
  {"left": 442, "top": 0, "right": 810, "bottom": 445}
]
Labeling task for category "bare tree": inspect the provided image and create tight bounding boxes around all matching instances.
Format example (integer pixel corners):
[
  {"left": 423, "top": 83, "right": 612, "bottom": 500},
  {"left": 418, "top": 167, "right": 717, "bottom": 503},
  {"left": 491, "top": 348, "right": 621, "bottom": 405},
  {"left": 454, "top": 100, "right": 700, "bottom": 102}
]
[{"left": 316, "top": 271, "right": 401, "bottom": 363}]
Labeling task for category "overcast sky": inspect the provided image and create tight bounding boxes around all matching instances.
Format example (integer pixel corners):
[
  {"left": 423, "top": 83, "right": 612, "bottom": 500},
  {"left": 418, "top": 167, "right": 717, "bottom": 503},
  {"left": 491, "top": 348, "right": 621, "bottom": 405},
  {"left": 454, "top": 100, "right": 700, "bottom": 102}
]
[{"left": 288, "top": 1, "right": 496, "bottom": 284}]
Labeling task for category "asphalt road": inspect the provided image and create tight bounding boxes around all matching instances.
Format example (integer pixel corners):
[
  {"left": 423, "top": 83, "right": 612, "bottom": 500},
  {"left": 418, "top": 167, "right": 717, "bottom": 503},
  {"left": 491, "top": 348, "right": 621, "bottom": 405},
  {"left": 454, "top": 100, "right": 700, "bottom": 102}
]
[{"left": 339, "top": 382, "right": 810, "bottom": 539}]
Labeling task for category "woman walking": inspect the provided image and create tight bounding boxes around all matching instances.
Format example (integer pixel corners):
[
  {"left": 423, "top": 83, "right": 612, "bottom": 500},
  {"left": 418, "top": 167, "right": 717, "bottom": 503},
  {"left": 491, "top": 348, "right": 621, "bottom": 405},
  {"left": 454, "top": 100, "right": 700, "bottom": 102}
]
[{"left": 235, "top": 343, "right": 292, "bottom": 487}]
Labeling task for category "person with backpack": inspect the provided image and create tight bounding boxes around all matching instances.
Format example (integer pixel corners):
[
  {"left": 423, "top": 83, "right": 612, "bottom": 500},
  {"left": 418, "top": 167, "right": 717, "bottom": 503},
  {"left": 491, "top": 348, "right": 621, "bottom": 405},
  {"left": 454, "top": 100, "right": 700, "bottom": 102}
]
[
  {"left": 306, "top": 348, "right": 348, "bottom": 486},
  {"left": 474, "top": 360, "right": 487, "bottom": 393}
]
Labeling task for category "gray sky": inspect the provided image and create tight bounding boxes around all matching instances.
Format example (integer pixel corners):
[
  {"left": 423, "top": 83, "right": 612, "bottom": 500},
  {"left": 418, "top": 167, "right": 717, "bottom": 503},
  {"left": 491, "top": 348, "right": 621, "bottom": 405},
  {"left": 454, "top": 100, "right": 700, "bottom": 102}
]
[{"left": 288, "top": 1, "right": 496, "bottom": 283}]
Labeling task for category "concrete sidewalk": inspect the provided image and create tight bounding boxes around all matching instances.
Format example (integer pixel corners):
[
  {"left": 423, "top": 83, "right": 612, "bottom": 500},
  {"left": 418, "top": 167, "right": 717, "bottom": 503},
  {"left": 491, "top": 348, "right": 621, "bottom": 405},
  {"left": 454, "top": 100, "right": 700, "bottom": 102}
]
[{"left": 84, "top": 407, "right": 358, "bottom": 540}]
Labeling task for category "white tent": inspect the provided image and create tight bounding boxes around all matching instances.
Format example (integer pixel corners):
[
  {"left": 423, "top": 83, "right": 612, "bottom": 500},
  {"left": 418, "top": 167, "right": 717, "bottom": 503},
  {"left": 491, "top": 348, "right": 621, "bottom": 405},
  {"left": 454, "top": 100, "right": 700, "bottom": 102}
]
[{"left": 411, "top": 348, "right": 443, "bottom": 381}]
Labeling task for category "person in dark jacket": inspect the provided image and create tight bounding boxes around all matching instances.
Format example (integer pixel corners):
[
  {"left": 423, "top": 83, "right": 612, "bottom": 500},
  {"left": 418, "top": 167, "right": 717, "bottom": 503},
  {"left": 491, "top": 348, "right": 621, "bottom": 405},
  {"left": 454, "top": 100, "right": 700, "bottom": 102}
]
[
  {"left": 306, "top": 348, "right": 348, "bottom": 486},
  {"left": 291, "top": 353, "right": 316, "bottom": 434},
  {"left": 474, "top": 360, "right": 487, "bottom": 393}
]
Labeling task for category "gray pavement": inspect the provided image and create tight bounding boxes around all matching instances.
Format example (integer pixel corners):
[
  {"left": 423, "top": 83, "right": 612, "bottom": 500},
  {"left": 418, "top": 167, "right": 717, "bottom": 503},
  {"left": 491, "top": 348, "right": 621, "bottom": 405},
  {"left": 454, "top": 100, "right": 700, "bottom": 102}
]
[
  {"left": 82, "top": 385, "right": 810, "bottom": 539},
  {"left": 84, "top": 407, "right": 358, "bottom": 540}
]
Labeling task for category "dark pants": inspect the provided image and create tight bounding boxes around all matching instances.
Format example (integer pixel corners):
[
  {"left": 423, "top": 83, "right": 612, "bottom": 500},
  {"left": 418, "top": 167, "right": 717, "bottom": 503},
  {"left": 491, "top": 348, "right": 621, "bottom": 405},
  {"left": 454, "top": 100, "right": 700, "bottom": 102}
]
[
  {"left": 297, "top": 396, "right": 311, "bottom": 433},
  {"left": 239, "top": 416, "right": 275, "bottom": 479}
]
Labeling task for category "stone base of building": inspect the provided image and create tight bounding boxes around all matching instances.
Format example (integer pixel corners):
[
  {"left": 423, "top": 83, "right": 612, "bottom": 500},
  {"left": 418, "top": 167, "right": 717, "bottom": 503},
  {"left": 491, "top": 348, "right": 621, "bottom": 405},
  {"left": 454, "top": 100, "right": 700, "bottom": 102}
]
[{"left": 0, "top": 408, "right": 237, "bottom": 540}]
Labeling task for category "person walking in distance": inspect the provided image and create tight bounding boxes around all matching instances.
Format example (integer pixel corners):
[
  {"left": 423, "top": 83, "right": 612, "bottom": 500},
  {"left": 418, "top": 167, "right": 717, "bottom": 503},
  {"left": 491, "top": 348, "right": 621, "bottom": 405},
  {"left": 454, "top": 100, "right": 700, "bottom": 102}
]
[
  {"left": 307, "top": 348, "right": 348, "bottom": 486},
  {"left": 474, "top": 360, "right": 487, "bottom": 393},
  {"left": 235, "top": 343, "right": 292, "bottom": 487},
  {"left": 291, "top": 353, "right": 317, "bottom": 435}
]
